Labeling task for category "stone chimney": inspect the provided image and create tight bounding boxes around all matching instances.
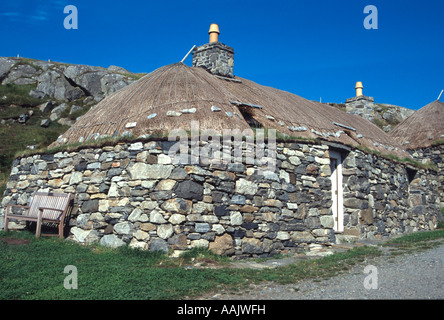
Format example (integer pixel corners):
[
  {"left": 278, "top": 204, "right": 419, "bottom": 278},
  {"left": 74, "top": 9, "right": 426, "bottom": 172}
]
[
  {"left": 192, "top": 24, "right": 234, "bottom": 78},
  {"left": 345, "top": 81, "right": 375, "bottom": 121}
]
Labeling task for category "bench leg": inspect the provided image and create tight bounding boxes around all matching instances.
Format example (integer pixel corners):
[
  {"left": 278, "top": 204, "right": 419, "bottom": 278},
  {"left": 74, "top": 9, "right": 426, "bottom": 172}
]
[
  {"left": 58, "top": 222, "right": 64, "bottom": 239},
  {"left": 4, "top": 216, "right": 9, "bottom": 233},
  {"left": 36, "top": 215, "right": 42, "bottom": 238}
]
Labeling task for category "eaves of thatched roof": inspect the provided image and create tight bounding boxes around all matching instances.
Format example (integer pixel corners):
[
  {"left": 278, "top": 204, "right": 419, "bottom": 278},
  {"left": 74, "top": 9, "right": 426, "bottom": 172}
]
[{"left": 51, "top": 62, "right": 409, "bottom": 158}]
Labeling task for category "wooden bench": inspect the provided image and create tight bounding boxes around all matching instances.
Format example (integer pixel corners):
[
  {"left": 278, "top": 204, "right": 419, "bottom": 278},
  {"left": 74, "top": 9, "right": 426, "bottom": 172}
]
[{"left": 4, "top": 191, "right": 74, "bottom": 239}]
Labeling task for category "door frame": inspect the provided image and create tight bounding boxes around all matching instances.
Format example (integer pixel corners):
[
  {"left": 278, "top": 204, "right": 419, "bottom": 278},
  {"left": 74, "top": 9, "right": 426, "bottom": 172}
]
[{"left": 329, "top": 150, "right": 344, "bottom": 233}]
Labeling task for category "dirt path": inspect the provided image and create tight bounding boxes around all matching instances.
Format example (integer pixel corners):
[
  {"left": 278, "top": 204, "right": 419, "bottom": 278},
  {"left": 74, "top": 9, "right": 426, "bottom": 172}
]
[{"left": 197, "top": 240, "right": 444, "bottom": 300}]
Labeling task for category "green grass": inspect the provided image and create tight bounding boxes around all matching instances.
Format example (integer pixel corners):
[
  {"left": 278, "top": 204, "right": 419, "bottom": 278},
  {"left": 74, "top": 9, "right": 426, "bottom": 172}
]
[
  {"left": 356, "top": 145, "right": 438, "bottom": 171},
  {"left": 14, "top": 134, "right": 138, "bottom": 160},
  {"left": 0, "top": 93, "right": 70, "bottom": 202},
  {"left": 0, "top": 83, "right": 46, "bottom": 108},
  {"left": 385, "top": 228, "right": 444, "bottom": 246},
  {"left": 0, "top": 170, "right": 9, "bottom": 201},
  {"left": 0, "top": 83, "right": 69, "bottom": 202},
  {"left": 0, "top": 120, "right": 69, "bottom": 202},
  {"left": 383, "top": 221, "right": 444, "bottom": 256},
  {"left": 431, "top": 140, "right": 444, "bottom": 146},
  {"left": 179, "top": 246, "right": 230, "bottom": 264},
  {"left": 1, "top": 222, "right": 443, "bottom": 300},
  {"left": 0, "top": 230, "right": 382, "bottom": 300},
  {"left": 242, "top": 245, "right": 382, "bottom": 285},
  {"left": 439, "top": 208, "right": 444, "bottom": 229},
  {"left": 0, "top": 231, "right": 234, "bottom": 300},
  {"left": 373, "top": 118, "right": 385, "bottom": 130}
]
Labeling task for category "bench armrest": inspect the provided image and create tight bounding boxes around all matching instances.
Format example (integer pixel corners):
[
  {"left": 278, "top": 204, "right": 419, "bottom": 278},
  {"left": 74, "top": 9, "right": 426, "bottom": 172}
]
[
  {"left": 38, "top": 207, "right": 65, "bottom": 221},
  {"left": 38, "top": 207, "right": 64, "bottom": 212}
]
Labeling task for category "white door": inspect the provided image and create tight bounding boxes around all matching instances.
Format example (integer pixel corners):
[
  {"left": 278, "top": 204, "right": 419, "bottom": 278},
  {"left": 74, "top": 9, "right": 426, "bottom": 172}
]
[{"left": 330, "top": 150, "right": 344, "bottom": 233}]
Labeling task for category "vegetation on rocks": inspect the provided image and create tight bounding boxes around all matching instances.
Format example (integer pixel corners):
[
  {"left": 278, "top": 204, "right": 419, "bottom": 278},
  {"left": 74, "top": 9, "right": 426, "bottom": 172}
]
[{"left": 0, "top": 57, "right": 145, "bottom": 201}]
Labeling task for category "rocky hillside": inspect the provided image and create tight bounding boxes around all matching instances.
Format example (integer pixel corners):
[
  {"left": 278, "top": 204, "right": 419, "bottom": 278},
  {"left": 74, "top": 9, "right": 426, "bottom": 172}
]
[
  {"left": 0, "top": 56, "right": 144, "bottom": 101},
  {"left": 0, "top": 56, "right": 145, "bottom": 128},
  {"left": 0, "top": 56, "right": 145, "bottom": 196}
]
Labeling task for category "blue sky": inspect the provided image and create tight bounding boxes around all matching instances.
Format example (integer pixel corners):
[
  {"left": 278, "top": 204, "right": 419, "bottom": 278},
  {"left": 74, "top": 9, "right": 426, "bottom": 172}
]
[{"left": 0, "top": 0, "right": 443, "bottom": 110}]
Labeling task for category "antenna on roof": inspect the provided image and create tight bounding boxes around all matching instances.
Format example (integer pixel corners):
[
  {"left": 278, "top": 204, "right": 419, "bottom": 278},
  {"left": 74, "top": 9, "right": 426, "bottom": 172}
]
[
  {"left": 180, "top": 45, "right": 196, "bottom": 63},
  {"left": 437, "top": 90, "right": 443, "bottom": 101}
]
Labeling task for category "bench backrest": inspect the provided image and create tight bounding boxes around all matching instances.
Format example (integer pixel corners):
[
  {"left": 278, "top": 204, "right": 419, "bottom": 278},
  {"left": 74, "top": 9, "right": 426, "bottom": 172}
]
[{"left": 27, "top": 192, "right": 73, "bottom": 221}]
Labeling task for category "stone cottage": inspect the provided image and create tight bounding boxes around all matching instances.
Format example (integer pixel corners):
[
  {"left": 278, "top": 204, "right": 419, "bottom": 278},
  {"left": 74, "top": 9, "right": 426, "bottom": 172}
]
[
  {"left": 1, "top": 25, "right": 441, "bottom": 257},
  {"left": 390, "top": 99, "right": 444, "bottom": 207}
]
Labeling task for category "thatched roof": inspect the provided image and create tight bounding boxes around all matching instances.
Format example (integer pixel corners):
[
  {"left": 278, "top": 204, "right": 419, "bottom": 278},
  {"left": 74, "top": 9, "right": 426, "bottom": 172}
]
[
  {"left": 390, "top": 100, "right": 444, "bottom": 150},
  {"left": 51, "top": 62, "right": 408, "bottom": 157}
]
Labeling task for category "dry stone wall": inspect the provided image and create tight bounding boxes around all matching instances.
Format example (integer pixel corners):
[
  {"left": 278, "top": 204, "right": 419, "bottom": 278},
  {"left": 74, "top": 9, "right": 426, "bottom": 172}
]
[
  {"left": 341, "top": 149, "right": 441, "bottom": 240},
  {"left": 409, "top": 144, "right": 444, "bottom": 207},
  {"left": 1, "top": 139, "right": 441, "bottom": 257}
]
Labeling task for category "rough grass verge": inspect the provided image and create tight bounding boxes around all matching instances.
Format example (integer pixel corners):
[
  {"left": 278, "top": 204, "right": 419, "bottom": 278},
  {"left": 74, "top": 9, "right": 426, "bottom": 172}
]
[
  {"left": 0, "top": 230, "right": 384, "bottom": 300},
  {"left": 1, "top": 227, "right": 443, "bottom": 300}
]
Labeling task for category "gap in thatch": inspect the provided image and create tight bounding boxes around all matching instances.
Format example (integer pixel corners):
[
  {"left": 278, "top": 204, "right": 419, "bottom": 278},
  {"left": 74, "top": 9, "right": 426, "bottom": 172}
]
[
  {"left": 343, "top": 129, "right": 361, "bottom": 145},
  {"left": 406, "top": 166, "right": 417, "bottom": 184},
  {"left": 237, "top": 106, "right": 263, "bottom": 129}
]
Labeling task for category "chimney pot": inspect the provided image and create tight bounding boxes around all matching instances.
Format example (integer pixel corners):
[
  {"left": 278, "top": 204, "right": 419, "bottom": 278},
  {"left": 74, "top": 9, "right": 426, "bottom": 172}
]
[
  {"left": 209, "top": 23, "right": 220, "bottom": 43},
  {"left": 355, "top": 81, "right": 363, "bottom": 97}
]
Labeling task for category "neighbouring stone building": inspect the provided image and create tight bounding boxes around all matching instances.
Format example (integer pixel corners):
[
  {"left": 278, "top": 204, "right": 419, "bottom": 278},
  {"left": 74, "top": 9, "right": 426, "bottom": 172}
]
[
  {"left": 344, "top": 81, "right": 414, "bottom": 127},
  {"left": 390, "top": 99, "right": 444, "bottom": 207},
  {"left": 1, "top": 25, "right": 441, "bottom": 257}
]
